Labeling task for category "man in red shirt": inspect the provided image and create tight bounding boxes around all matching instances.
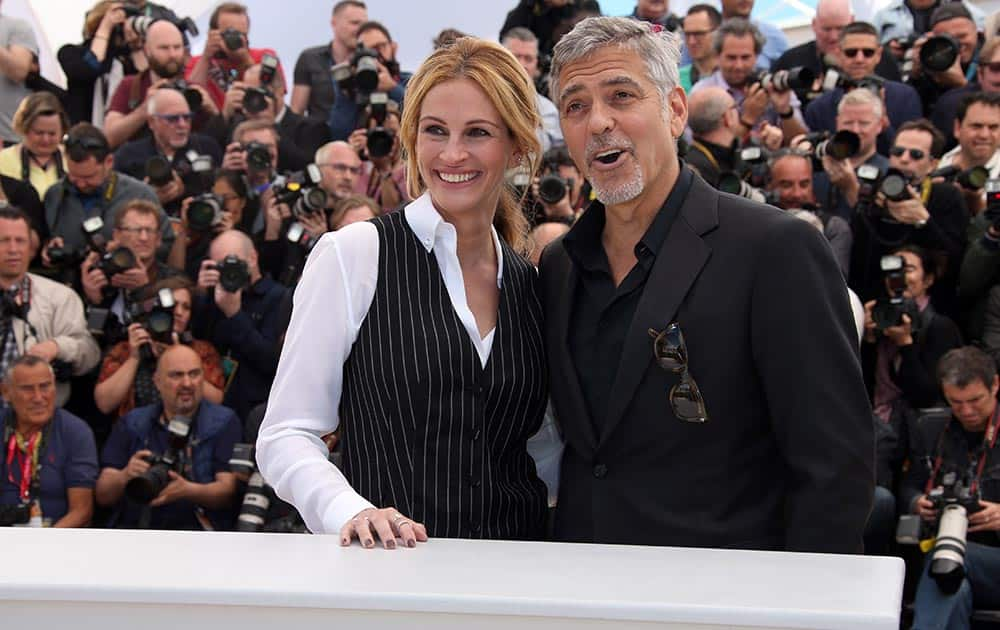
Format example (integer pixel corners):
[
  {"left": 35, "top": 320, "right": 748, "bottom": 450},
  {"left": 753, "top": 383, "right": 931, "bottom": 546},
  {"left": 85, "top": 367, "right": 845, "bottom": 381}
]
[{"left": 184, "top": 2, "right": 285, "bottom": 110}]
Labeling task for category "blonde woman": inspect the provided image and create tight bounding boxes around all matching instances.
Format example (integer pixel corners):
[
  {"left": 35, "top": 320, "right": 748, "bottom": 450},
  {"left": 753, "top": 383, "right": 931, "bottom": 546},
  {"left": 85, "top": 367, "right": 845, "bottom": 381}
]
[{"left": 258, "top": 37, "right": 560, "bottom": 549}]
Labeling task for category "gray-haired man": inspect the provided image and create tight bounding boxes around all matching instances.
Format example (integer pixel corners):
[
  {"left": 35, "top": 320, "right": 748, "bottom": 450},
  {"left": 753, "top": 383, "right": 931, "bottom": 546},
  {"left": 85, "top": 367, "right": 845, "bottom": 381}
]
[{"left": 538, "top": 16, "right": 874, "bottom": 552}]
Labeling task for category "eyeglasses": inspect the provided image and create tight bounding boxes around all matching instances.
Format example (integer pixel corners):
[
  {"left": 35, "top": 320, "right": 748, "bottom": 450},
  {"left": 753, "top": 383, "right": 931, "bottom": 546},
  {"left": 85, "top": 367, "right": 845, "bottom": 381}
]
[
  {"left": 648, "top": 322, "right": 709, "bottom": 423},
  {"left": 63, "top": 134, "right": 107, "bottom": 160},
  {"left": 117, "top": 226, "right": 157, "bottom": 236},
  {"left": 843, "top": 48, "right": 877, "bottom": 59},
  {"left": 154, "top": 113, "right": 193, "bottom": 125},
  {"left": 890, "top": 146, "right": 926, "bottom": 160},
  {"left": 318, "top": 162, "right": 362, "bottom": 175}
]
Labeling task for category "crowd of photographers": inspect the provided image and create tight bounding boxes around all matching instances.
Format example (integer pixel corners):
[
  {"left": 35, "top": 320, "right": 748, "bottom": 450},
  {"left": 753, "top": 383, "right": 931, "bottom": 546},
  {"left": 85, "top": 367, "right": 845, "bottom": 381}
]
[{"left": 0, "top": 0, "right": 1000, "bottom": 625}]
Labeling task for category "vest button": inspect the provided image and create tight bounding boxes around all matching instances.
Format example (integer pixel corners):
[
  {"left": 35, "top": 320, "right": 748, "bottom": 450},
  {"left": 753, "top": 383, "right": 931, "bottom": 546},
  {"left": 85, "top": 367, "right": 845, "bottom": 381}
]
[
  {"left": 471, "top": 427, "right": 481, "bottom": 441},
  {"left": 593, "top": 463, "right": 608, "bottom": 479}
]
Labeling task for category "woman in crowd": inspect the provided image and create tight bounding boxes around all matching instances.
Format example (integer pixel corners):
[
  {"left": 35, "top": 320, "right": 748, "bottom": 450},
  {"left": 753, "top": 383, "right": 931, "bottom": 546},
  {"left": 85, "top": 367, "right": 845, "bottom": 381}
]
[
  {"left": 0, "top": 93, "right": 69, "bottom": 200},
  {"left": 57, "top": 1, "right": 146, "bottom": 126},
  {"left": 94, "top": 276, "right": 225, "bottom": 419},
  {"left": 347, "top": 100, "right": 410, "bottom": 212},
  {"left": 258, "top": 37, "right": 560, "bottom": 549}
]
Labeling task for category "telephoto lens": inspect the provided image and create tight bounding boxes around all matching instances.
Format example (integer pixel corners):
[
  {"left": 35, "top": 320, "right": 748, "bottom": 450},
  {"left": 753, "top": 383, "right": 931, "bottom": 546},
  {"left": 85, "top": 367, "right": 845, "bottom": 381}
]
[
  {"left": 124, "top": 455, "right": 171, "bottom": 504},
  {"left": 757, "top": 66, "right": 814, "bottom": 92},
  {"left": 236, "top": 471, "right": 272, "bottom": 532},
  {"left": 242, "top": 87, "right": 271, "bottom": 115},
  {"left": 930, "top": 164, "right": 990, "bottom": 190},
  {"left": 538, "top": 174, "right": 569, "bottom": 205},
  {"left": 920, "top": 34, "right": 960, "bottom": 73},
  {"left": 187, "top": 193, "right": 224, "bottom": 233},
  {"left": 353, "top": 52, "right": 380, "bottom": 93},
  {"left": 879, "top": 168, "right": 912, "bottom": 201},
  {"left": 814, "top": 130, "right": 861, "bottom": 161},
  {"left": 718, "top": 172, "right": 768, "bottom": 204},
  {"left": 145, "top": 155, "right": 173, "bottom": 187},
  {"left": 929, "top": 504, "right": 971, "bottom": 594}
]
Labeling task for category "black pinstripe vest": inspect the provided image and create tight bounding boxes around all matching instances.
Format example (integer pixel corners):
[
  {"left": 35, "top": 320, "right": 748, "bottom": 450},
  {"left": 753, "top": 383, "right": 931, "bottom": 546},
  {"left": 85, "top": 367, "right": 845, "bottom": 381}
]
[{"left": 339, "top": 210, "right": 548, "bottom": 540}]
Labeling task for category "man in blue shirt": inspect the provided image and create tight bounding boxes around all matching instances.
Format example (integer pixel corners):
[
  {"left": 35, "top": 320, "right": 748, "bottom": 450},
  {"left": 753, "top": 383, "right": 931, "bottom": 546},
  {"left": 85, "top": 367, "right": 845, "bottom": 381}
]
[
  {"left": 0, "top": 355, "right": 96, "bottom": 527},
  {"left": 95, "top": 344, "right": 241, "bottom": 530},
  {"left": 805, "top": 22, "right": 922, "bottom": 156},
  {"left": 681, "top": 0, "right": 787, "bottom": 69}
]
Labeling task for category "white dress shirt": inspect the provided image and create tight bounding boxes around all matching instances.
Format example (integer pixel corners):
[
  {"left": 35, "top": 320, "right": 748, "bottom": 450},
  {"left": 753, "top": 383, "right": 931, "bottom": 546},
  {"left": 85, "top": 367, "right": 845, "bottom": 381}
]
[{"left": 257, "top": 193, "right": 563, "bottom": 535}]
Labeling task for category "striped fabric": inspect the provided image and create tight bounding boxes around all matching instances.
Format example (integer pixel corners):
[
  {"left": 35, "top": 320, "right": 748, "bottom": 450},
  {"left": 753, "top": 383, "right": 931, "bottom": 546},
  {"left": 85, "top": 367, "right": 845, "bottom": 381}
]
[{"left": 339, "top": 210, "right": 548, "bottom": 540}]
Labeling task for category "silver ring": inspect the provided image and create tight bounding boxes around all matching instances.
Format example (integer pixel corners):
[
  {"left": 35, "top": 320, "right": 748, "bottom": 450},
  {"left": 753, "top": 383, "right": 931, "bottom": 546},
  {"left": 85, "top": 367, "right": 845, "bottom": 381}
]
[{"left": 393, "top": 517, "right": 409, "bottom": 528}]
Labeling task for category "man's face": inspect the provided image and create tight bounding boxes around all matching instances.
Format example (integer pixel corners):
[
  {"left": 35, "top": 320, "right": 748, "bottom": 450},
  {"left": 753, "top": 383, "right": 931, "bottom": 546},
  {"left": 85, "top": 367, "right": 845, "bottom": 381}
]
[
  {"left": 318, "top": 144, "right": 362, "bottom": 199},
  {"left": 239, "top": 128, "right": 278, "bottom": 172},
  {"left": 557, "top": 47, "right": 687, "bottom": 207},
  {"left": 722, "top": 0, "right": 754, "bottom": 18},
  {"left": 359, "top": 28, "right": 398, "bottom": 66},
  {"left": 683, "top": 11, "right": 716, "bottom": 62},
  {"left": 67, "top": 155, "right": 113, "bottom": 195},
  {"left": 837, "top": 33, "right": 881, "bottom": 80},
  {"left": 977, "top": 48, "right": 1000, "bottom": 92},
  {"left": 149, "top": 92, "right": 192, "bottom": 151},
  {"left": 942, "top": 377, "right": 999, "bottom": 432},
  {"left": 0, "top": 218, "right": 31, "bottom": 281},
  {"left": 113, "top": 209, "right": 161, "bottom": 263},
  {"left": 836, "top": 102, "right": 882, "bottom": 157},
  {"left": 719, "top": 34, "right": 758, "bottom": 88},
  {"left": 637, "top": 0, "right": 669, "bottom": 20},
  {"left": 557, "top": 163, "right": 584, "bottom": 205},
  {"left": 216, "top": 11, "right": 250, "bottom": 54},
  {"left": 812, "top": 10, "right": 851, "bottom": 55},
  {"left": 505, "top": 38, "right": 540, "bottom": 80},
  {"left": 144, "top": 25, "right": 185, "bottom": 79},
  {"left": 955, "top": 103, "right": 1000, "bottom": 164},
  {"left": 890, "top": 129, "right": 936, "bottom": 180},
  {"left": 768, "top": 156, "right": 816, "bottom": 209},
  {"left": 3, "top": 363, "right": 56, "bottom": 429},
  {"left": 332, "top": 5, "right": 368, "bottom": 50},
  {"left": 155, "top": 348, "right": 204, "bottom": 417},
  {"left": 932, "top": 17, "right": 978, "bottom": 66}
]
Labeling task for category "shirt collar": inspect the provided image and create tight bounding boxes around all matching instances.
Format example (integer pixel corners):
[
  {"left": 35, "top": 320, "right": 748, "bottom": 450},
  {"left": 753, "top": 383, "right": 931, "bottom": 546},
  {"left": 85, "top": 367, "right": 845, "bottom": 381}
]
[
  {"left": 275, "top": 106, "right": 287, "bottom": 124},
  {"left": 403, "top": 192, "right": 504, "bottom": 288}
]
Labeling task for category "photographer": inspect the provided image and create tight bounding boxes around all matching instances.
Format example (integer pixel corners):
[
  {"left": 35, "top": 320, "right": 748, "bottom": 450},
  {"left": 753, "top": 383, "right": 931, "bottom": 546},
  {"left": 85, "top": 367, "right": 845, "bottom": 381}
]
[
  {"left": 848, "top": 120, "right": 968, "bottom": 312},
  {"left": 904, "top": 347, "right": 1000, "bottom": 630},
  {"left": 0, "top": 355, "right": 97, "bottom": 528},
  {"left": 327, "top": 21, "right": 409, "bottom": 142},
  {"left": 170, "top": 169, "right": 256, "bottom": 279},
  {"left": 113, "top": 89, "right": 222, "bottom": 216},
  {"left": 103, "top": 20, "right": 216, "bottom": 149},
  {"left": 765, "top": 149, "right": 853, "bottom": 276},
  {"left": 904, "top": 4, "right": 984, "bottom": 118},
  {"left": 193, "top": 230, "right": 287, "bottom": 422},
  {"left": 531, "top": 146, "right": 585, "bottom": 224},
  {"left": 690, "top": 19, "right": 807, "bottom": 142},
  {"left": 863, "top": 244, "right": 962, "bottom": 419},
  {"left": 327, "top": 194, "right": 378, "bottom": 232},
  {"left": 931, "top": 39, "right": 1000, "bottom": 150},
  {"left": 221, "top": 118, "right": 303, "bottom": 191},
  {"left": 499, "top": 0, "right": 577, "bottom": 57},
  {"left": 685, "top": 87, "right": 742, "bottom": 188},
  {"left": 79, "top": 200, "right": 181, "bottom": 343},
  {"left": 501, "top": 28, "right": 563, "bottom": 153},
  {"left": 57, "top": 2, "right": 146, "bottom": 126},
  {"left": 345, "top": 101, "right": 408, "bottom": 211},
  {"left": 874, "top": 0, "right": 983, "bottom": 55},
  {"left": 95, "top": 344, "right": 240, "bottom": 530},
  {"left": 184, "top": 3, "right": 282, "bottom": 112},
  {"left": 804, "top": 22, "right": 922, "bottom": 157},
  {"left": 935, "top": 92, "right": 1000, "bottom": 215},
  {"left": 94, "top": 276, "right": 224, "bottom": 419},
  {"left": 679, "top": 5, "right": 721, "bottom": 93},
  {"left": 0, "top": 207, "right": 99, "bottom": 409},
  {"left": 807, "top": 88, "right": 888, "bottom": 221}
]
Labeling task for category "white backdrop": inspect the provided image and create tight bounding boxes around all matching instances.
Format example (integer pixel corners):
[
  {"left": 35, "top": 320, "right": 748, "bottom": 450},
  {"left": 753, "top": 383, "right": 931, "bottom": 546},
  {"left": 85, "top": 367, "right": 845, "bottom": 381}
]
[{"left": 8, "top": 0, "right": 997, "bottom": 91}]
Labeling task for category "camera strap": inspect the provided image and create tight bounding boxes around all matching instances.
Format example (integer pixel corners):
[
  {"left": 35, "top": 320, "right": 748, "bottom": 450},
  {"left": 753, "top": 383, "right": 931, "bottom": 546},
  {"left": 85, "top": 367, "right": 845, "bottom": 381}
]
[
  {"left": 4, "top": 415, "right": 50, "bottom": 504},
  {"left": 926, "top": 404, "right": 1000, "bottom": 495},
  {"left": 20, "top": 147, "right": 65, "bottom": 183},
  {"left": 690, "top": 141, "right": 720, "bottom": 172}
]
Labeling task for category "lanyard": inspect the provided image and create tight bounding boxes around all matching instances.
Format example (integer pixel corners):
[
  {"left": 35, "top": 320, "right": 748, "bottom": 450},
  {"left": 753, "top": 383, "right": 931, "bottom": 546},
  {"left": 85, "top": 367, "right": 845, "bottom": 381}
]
[
  {"left": 690, "top": 141, "right": 720, "bottom": 171},
  {"left": 925, "top": 404, "right": 1000, "bottom": 496},
  {"left": 6, "top": 430, "right": 39, "bottom": 503}
]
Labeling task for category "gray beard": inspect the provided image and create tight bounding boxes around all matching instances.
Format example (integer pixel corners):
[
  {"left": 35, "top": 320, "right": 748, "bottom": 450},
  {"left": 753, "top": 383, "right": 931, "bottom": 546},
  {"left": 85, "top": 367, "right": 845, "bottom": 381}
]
[{"left": 590, "top": 161, "right": 645, "bottom": 206}]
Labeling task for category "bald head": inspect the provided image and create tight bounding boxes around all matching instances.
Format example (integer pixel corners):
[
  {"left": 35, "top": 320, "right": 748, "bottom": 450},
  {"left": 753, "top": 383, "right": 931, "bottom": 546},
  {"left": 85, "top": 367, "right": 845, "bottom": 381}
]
[
  {"left": 687, "top": 87, "right": 736, "bottom": 137},
  {"left": 147, "top": 87, "right": 188, "bottom": 117},
  {"left": 316, "top": 141, "right": 362, "bottom": 199},
  {"left": 155, "top": 344, "right": 204, "bottom": 417},
  {"left": 316, "top": 141, "right": 360, "bottom": 166},
  {"left": 156, "top": 344, "right": 201, "bottom": 377},
  {"left": 528, "top": 222, "right": 570, "bottom": 267},
  {"left": 813, "top": 0, "right": 853, "bottom": 55},
  {"left": 145, "top": 20, "right": 183, "bottom": 48},
  {"left": 210, "top": 229, "right": 256, "bottom": 260},
  {"left": 145, "top": 20, "right": 185, "bottom": 79}
]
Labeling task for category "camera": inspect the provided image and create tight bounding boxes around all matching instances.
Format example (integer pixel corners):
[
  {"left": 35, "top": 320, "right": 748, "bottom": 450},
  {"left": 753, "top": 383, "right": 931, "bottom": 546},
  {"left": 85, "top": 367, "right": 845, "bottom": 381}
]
[
  {"left": 229, "top": 442, "right": 255, "bottom": 476},
  {"left": 242, "top": 87, "right": 272, "bottom": 115},
  {"left": 365, "top": 92, "right": 395, "bottom": 159},
  {"left": 718, "top": 171, "right": 776, "bottom": 205},
  {"left": 871, "top": 254, "right": 921, "bottom": 332},
  {"left": 93, "top": 246, "right": 137, "bottom": 279},
  {"left": 236, "top": 471, "right": 272, "bottom": 532},
  {"left": 188, "top": 193, "right": 226, "bottom": 233},
  {"left": 286, "top": 222, "right": 320, "bottom": 252},
  {"left": 145, "top": 155, "right": 173, "bottom": 187},
  {"left": 802, "top": 130, "right": 861, "bottom": 162},
  {"left": 124, "top": 414, "right": 193, "bottom": 504},
  {"left": 126, "top": 287, "right": 176, "bottom": 363},
  {"left": 243, "top": 141, "right": 272, "bottom": 171},
  {"left": 48, "top": 215, "right": 107, "bottom": 271},
  {"left": 164, "top": 79, "right": 202, "bottom": 112},
  {"left": 930, "top": 164, "right": 989, "bottom": 190},
  {"left": 751, "top": 66, "right": 815, "bottom": 93},
  {"left": 986, "top": 179, "right": 1000, "bottom": 230},
  {"left": 880, "top": 168, "right": 912, "bottom": 202},
  {"left": 331, "top": 43, "right": 381, "bottom": 98},
  {"left": 921, "top": 34, "right": 960, "bottom": 73},
  {"left": 272, "top": 164, "right": 328, "bottom": 218},
  {"left": 259, "top": 54, "right": 279, "bottom": 87},
  {"left": 927, "top": 471, "right": 983, "bottom": 594},
  {"left": 0, "top": 503, "right": 30, "bottom": 526},
  {"left": 221, "top": 27, "right": 245, "bottom": 52},
  {"left": 215, "top": 255, "right": 250, "bottom": 293}
]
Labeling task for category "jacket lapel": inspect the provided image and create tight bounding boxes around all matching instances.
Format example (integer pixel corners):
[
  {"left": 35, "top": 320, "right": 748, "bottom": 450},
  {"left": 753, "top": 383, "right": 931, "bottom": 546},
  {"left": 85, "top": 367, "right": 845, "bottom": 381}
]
[{"left": 599, "top": 177, "right": 719, "bottom": 447}]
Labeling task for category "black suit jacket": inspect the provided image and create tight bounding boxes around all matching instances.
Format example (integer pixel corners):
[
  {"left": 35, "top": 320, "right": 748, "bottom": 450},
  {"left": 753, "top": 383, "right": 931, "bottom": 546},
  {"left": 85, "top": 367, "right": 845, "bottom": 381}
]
[
  {"left": 539, "top": 173, "right": 875, "bottom": 553},
  {"left": 277, "top": 108, "right": 331, "bottom": 162}
]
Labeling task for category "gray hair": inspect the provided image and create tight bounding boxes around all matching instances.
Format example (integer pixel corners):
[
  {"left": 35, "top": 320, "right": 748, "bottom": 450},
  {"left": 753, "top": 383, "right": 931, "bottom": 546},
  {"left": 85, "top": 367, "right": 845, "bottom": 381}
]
[
  {"left": 938, "top": 346, "right": 998, "bottom": 389},
  {"left": 549, "top": 16, "right": 681, "bottom": 108},
  {"left": 502, "top": 26, "right": 538, "bottom": 45},
  {"left": 837, "top": 87, "right": 884, "bottom": 120},
  {"left": 3, "top": 354, "right": 54, "bottom": 387},
  {"left": 146, "top": 87, "right": 187, "bottom": 117},
  {"left": 687, "top": 90, "right": 732, "bottom": 135},
  {"left": 712, "top": 18, "right": 765, "bottom": 55}
]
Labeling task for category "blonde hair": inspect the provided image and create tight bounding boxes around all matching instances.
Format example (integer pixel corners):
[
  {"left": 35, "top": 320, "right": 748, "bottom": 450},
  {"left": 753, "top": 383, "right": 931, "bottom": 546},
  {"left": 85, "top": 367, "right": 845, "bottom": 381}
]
[
  {"left": 13, "top": 92, "right": 69, "bottom": 139},
  {"left": 400, "top": 36, "right": 541, "bottom": 254}
]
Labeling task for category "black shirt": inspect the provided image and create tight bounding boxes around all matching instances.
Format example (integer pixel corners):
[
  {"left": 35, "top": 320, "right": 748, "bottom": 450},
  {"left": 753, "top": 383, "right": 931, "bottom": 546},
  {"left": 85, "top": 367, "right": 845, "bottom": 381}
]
[
  {"left": 293, "top": 43, "right": 336, "bottom": 124},
  {"left": 563, "top": 167, "right": 694, "bottom": 435},
  {"left": 112, "top": 134, "right": 223, "bottom": 217},
  {"left": 685, "top": 139, "right": 737, "bottom": 189}
]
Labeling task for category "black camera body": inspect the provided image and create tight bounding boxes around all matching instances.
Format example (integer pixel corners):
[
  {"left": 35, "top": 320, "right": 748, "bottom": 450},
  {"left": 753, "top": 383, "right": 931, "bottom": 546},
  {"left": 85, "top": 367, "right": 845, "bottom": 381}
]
[
  {"left": 125, "top": 287, "right": 177, "bottom": 363},
  {"left": 0, "top": 503, "right": 30, "bottom": 526},
  {"left": 221, "top": 28, "right": 245, "bottom": 52},
  {"left": 804, "top": 130, "right": 861, "bottom": 165},
  {"left": 94, "top": 247, "right": 137, "bottom": 280},
  {"left": 871, "top": 254, "right": 922, "bottom": 333},
  {"left": 188, "top": 193, "right": 226, "bottom": 233},
  {"left": 145, "top": 155, "right": 174, "bottom": 187},
  {"left": 164, "top": 79, "right": 202, "bottom": 112},
  {"left": 931, "top": 164, "right": 989, "bottom": 190},
  {"left": 124, "top": 415, "right": 193, "bottom": 505},
  {"left": 365, "top": 92, "right": 395, "bottom": 159},
  {"left": 215, "top": 255, "right": 251, "bottom": 293},
  {"left": 272, "top": 164, "right": 328, "bottom": 218},
  {"left": 332, "top": 43, "right": 381, "bottom": 99},
  {"left": 921, "top": 34, "right": 961, "bottom": 73},
  {"left": 243, "top": 141, "right": 272, "bottom": 172},
  {"left": 242, "top": 87, "right": 272, "bottom": 115}
]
